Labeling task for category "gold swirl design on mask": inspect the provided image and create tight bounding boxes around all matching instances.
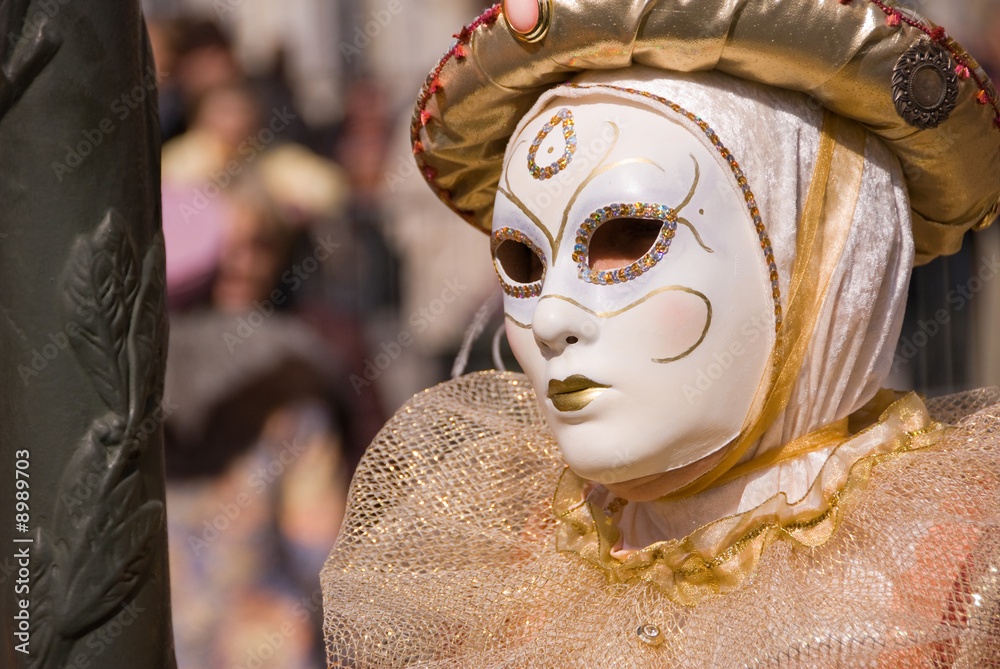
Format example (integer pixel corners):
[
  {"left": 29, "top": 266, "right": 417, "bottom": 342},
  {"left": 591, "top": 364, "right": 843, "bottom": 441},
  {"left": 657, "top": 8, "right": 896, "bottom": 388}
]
[
  {"left": 497, "top": 184, "right": 556, "bottom": 253},
  {"left": 498, "top": 140, "right": 556, "bottom": 253},
  {"left": 551, "top": 121, "right": 620, "bottom": 257},
  {"left": 504, "top": 312, "right": 532, "bottom": 329},
  {"left": 675, "top": 154, "right": 699, "bottom": 211},
  {"left": 559, "top": 151, "right": 712, "bottom": 265},
  {"left": 651, "top": 288, "right": 712, "bottom": 363},
  {"left": 566, "top": 83, "right": 781, "bottom": 335},
  {"left": 671, "top": 155, "right": 713, "bottom": 254},
  {"left": 677, "top": 216, "right": 713, "bottom": 254},
  {"left": 503, "top": 120, "right": 622, "bottom": 262},
  {"left": 506, "top": 286, "right": 712, "bottom": 362}
]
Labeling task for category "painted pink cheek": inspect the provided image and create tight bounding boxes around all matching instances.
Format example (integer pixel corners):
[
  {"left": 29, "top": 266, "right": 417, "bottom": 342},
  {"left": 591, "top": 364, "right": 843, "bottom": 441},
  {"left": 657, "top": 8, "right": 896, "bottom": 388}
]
[
  {"left": 647, "top": 291, "right": 711, "bottom": 360},
  {"left": 503, "top": 0, "right": 539, "bottom": 34}
]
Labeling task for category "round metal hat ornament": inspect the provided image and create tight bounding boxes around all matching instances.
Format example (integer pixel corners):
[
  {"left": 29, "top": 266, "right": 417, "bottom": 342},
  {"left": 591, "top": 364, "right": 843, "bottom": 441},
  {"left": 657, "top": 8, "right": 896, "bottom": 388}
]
[
  {"left": 892, "top": 38, "right": 960, "bottom": 130},
  {"left": 411, "top": 0, "right": 1000, "bottom": 265}
]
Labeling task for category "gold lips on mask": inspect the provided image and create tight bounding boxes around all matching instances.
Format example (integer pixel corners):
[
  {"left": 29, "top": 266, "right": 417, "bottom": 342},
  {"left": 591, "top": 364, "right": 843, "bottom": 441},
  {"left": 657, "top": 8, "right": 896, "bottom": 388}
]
[{"left": 547, "top": 375, "right": 610, "bottom": 412}]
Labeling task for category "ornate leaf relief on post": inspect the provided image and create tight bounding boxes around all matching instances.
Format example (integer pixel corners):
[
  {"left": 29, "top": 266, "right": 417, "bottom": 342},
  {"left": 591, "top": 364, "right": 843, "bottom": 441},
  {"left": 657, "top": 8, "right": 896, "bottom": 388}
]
[
  {"left": 28, "top": 210, "right": 167, "bottom": 668},
  {"left": 0, "top": 0, "right": 61, "bottom": 115}
]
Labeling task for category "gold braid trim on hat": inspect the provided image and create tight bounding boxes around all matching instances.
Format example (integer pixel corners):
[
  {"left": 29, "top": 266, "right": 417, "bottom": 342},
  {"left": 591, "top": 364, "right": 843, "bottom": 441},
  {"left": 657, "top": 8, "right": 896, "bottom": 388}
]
[{"left": 412, "top": 0, "right": 1000, "bottom": 264}]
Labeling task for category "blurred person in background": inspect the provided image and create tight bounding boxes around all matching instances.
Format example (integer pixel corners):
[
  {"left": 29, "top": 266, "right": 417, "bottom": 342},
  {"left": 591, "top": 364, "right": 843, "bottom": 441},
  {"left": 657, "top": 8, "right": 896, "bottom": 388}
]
[
  {"left": 328, "top": 80, "right": 400, "bottom": 322},
  {"left": 154, "top": 13, "right": 384, "bottom": 455},
  {"left": 338, "top": 0, "right": 509, "bottom": 412},
  {"left": 147, "top": 2, "right": 505, "bottom": 416},
  {"left": 162, "top": 80, "right": 262, "bottom": 186},
  {"left": 156, "top": 37, "right": 385, "bottom": 663},
  {"left": 146, "top": 16, "right": 187, "bottom": 142},
  {"left": 148, "top": 18, "right": 244, "bottom": 144},
  {"left": 144, "top": 0, "right": 340, "bottom": 148},
  {"left": 163, "top": 172, "right": 349, "bottom": 669},
  {"left": 375, "top": 114, "right": 502, "bottom": 411},
  {"left": 982, "top": 5, "right": 1000, "bottom": 78}
]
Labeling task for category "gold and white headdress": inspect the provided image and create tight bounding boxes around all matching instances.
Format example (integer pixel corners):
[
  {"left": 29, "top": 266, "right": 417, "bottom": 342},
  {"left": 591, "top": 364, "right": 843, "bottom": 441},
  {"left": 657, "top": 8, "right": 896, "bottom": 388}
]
[{"left": 411, "top": 0, "right": 999, "bottom": 265}]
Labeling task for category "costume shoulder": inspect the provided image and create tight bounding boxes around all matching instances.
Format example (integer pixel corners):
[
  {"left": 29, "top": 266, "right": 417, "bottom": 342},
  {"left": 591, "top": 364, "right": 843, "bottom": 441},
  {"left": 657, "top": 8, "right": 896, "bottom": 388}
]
[
  {"left": 321, "top": 383, "right": 1000, "bottom": 668},
  {"left": 321, "top": 371, "right": 565, "bottom": 666},
  {"left": 331, "top": 370, "right": 559, "bottom": 538}
]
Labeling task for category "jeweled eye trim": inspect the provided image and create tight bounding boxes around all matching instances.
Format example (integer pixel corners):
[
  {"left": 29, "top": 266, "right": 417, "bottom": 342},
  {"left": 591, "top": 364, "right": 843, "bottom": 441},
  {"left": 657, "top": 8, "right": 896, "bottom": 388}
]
[
  {"left": 567, "top": 83, "right": 782, "bottom": 333},
  {"left": 527, "top": 108, "right": 577, "bottom": 180},
  {"left": 491, "top": 227, "right": 545, "bottom": 298},
  {"left": 573, "top": 202, "right": 678, "bottom": 285}
]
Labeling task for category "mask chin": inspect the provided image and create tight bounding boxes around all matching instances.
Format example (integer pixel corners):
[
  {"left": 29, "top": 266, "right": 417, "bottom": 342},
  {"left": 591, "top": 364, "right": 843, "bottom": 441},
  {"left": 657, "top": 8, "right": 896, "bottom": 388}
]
[{"left": 600, "top": 441, "right": 732, "bottom": 502}]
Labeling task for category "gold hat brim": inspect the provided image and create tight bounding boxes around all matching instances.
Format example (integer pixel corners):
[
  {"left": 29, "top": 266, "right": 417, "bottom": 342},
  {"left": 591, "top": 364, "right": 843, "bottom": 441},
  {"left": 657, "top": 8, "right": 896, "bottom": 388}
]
[{"left": 412, "top": 0, "right": 1000, "bottom": 265}]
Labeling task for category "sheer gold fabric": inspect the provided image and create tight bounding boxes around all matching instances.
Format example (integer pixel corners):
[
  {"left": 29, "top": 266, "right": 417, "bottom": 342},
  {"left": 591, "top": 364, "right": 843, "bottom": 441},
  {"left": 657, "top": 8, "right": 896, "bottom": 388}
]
[{"left": 322, "top": 372, "right": 1000, "bottom": 667}]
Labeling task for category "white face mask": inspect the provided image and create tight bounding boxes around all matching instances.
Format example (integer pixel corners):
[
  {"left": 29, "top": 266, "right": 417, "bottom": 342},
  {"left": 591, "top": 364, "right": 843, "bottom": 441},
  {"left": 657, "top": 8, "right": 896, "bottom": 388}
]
[{"left": 493, "top": 93, "right": 777, "bottom": 486}]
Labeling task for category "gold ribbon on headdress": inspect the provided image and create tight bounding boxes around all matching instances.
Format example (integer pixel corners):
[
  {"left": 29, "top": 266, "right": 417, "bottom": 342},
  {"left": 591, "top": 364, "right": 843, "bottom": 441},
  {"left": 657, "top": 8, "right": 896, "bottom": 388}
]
[{"left": 662, "top": 110, "right": 868, "bottom": 500}]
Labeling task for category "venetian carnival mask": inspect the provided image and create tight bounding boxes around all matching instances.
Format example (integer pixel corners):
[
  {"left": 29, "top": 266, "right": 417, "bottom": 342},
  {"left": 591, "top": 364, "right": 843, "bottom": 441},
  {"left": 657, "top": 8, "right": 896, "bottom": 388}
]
[{"left": 494, "top": 93, "right": 778, "bottom": 488}]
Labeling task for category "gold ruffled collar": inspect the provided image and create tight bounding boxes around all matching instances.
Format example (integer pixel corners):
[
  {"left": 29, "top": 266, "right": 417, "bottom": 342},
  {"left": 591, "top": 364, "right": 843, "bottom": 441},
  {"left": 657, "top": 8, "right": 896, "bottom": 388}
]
[{"left": 553, "top": 392, "right": 947, "bottom": 606}]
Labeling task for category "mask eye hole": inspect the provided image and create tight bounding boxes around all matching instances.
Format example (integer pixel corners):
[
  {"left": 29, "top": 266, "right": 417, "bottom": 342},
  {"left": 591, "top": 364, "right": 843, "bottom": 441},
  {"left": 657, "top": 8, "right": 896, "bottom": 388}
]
[
  {"left": 588, "top": 217, "right": 662, "bottom": 271},
  {"left": 491, "top": 227, "right": 546, "bottom": 298},
  {"left": 495, "top": 239, "right": 544, "bottom": 283},
  {"left": 573, "top": 202, "right": 677, "bottom": 285}
]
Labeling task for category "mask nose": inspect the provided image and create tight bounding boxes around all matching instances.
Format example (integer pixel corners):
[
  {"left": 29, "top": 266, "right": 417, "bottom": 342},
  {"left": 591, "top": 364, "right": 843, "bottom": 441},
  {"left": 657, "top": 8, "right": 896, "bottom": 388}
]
[{"left": 531, "top": 296, "right": 598, "bottom": 357}]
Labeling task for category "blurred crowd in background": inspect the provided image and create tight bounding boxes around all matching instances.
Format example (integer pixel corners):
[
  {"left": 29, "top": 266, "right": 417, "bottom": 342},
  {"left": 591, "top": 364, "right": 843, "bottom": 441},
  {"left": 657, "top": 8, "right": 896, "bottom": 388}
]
[{"left": 137, "top": 0, "right": 1000, "bottom": 667}]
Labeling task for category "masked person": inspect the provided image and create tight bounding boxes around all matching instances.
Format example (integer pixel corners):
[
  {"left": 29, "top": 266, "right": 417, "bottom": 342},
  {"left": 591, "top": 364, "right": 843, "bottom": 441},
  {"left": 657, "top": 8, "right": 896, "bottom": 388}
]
[{"left": 322, "top": 1, "right": 1000, "bottom": 666}]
